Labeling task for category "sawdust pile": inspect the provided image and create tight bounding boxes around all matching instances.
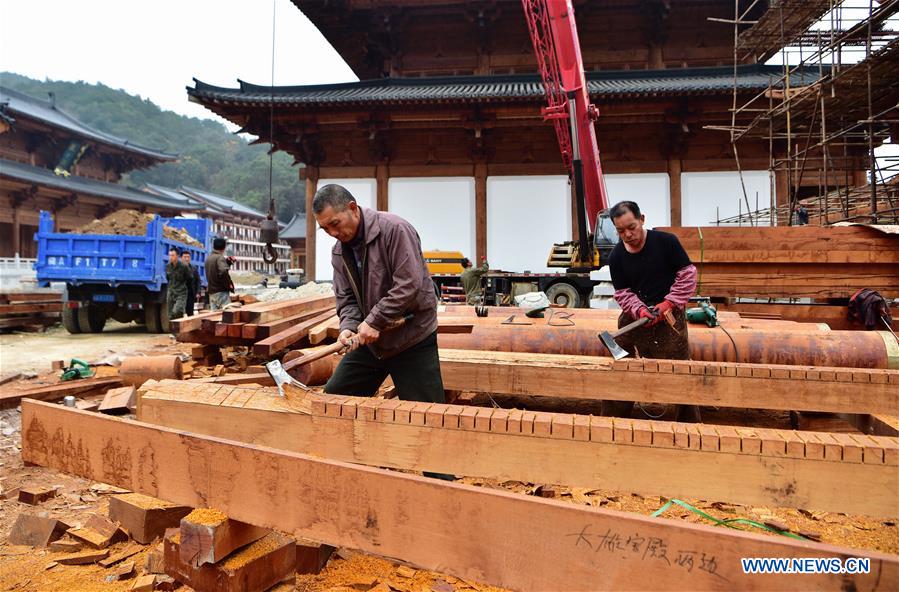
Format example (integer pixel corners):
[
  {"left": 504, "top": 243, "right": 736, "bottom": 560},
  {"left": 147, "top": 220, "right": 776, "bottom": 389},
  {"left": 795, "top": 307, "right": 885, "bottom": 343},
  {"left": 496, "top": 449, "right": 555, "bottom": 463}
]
[{"left": 73, "top": 209, "right": 203, "bottom": 248}]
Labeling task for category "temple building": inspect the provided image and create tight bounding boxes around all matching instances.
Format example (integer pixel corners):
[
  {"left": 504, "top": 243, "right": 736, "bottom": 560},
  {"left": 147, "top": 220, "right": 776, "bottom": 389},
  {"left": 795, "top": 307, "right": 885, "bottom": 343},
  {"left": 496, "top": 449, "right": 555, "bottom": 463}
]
[{"left": 188, "top": 0, "right": 874, "bottom": 280}]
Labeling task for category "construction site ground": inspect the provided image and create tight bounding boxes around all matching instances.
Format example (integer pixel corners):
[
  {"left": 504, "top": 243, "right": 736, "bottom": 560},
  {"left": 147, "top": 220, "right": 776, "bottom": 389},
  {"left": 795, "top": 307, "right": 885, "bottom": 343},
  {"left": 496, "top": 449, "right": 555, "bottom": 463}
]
[{"left": 1, "top": 332, "right": 898, "bottom": 591}]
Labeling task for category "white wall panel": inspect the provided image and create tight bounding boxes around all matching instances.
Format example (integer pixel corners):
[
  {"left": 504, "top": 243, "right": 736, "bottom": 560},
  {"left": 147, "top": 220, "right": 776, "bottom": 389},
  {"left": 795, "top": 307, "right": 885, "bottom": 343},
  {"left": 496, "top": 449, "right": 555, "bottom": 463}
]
[
  {"left": 486, "top": 176, "right": 570, "bottom": 273},
  {"left": 682, "top": 171, "right": 771, "bottom": 227},
  {"left": 388, "top": 177, "right": 476, "bottom": 258},
  {"left": 313, "top": 179, "right": 376, "bottom": 282},
  {"left": 604, "top": 173, "right": 670, "bottom": 228}
]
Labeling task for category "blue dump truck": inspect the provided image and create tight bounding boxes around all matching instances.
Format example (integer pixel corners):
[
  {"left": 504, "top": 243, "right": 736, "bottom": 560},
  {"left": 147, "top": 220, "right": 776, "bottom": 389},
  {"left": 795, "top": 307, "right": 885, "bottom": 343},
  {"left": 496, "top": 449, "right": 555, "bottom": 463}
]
[{"left": 34, "top": 211, "right": 212, "bottom": 334}]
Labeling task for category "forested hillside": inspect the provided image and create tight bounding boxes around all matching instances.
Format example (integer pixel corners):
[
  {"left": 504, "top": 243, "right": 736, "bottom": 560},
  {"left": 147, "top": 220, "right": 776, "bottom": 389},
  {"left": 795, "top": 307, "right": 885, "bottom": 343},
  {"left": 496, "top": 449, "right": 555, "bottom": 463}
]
[{"left": 1, "top": 72, "right": 304, "bottom": 222}]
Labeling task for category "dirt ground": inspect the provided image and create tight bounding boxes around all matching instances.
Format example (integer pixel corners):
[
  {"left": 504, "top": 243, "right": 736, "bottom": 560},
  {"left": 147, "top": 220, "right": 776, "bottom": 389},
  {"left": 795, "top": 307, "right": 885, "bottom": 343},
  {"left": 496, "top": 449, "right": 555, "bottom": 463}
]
[{"left": 0, "top": 322, "right": 172, "bottom": 375}]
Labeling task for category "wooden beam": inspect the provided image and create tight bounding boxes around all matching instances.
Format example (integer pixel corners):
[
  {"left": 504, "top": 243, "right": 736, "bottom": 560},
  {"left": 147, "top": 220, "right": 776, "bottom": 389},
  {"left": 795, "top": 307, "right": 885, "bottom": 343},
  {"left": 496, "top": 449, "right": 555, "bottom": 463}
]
[
  {"left": 475, "top": 162, "right": 487, "bottom": 262},
  {"left": 437, "top": 350, "right": 899, "bottom": 416},
  {"left": 137, "top": 381, "right": 899, "bottom": 517},
  {"left": 305, "top": 166, "right": 318, "bottom": 282},
  {"left": 179, "top": 510, "right": 268, "bottom": 566},
  {"left": 23, "top": 400, "right": 899, "bottom": 591},
  {"left": 252, "top": 309, "right": 338, "bottom": 356},
  {"left": 0, "top": 377, "right": 123, "bottom": 409}
]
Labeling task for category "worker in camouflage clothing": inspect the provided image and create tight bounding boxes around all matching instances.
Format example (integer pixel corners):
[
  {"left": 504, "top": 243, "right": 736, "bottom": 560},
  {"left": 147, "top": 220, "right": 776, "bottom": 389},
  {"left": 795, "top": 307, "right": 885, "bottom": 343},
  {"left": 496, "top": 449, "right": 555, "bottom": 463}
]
[{"left": 165, "top": 247, "right": 191, "bottom": 322}]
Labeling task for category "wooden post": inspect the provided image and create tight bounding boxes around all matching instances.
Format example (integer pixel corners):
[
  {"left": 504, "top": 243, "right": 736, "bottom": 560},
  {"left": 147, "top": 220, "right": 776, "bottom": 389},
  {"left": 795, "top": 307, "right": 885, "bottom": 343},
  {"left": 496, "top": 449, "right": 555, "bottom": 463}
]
[
  {"left": 475, "top": 163, "right": 487, "bottom": 262},
  {"left": 667, "top": 157, "right": 682, "bottom": 226},
  {"left": 12, "top": 206, "right": 21, "bottom": 257},
  {"left": 774, "top": 168, "right": 790, "bottom": 226},
  {"left": 304, "top": 166, "right": 319, "bottom": 281},
  {"left": 376, "top": 164, "right": 389, "bottom": 211}
]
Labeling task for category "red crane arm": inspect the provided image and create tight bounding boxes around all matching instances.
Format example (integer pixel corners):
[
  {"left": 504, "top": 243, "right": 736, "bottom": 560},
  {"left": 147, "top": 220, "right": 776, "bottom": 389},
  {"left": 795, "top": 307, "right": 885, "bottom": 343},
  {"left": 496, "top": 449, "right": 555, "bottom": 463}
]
[{"left": 521, "top": 0, "right": 609, "bottom": 233}]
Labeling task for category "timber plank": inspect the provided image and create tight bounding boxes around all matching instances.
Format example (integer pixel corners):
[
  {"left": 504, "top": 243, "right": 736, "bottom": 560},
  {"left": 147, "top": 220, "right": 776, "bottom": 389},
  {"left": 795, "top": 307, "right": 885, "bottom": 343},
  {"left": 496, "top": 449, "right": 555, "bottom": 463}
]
[
  {"left": 437, "top": 350, "right": 899, "bottom": 415},
  {"left": 23, "top": 400, "right": 899, "bottom": 592},
  {"left": 0, "top": 377, "right": 122, "bottom": 409},
  {"left": 252, "top": 310, "right": 338, "bottom": 356},
  {"left": 236, "top": 294, "right": 335, "bottom": 325},
  {"left": 136, "top": 383, "right": 899, "bottom": 517}
]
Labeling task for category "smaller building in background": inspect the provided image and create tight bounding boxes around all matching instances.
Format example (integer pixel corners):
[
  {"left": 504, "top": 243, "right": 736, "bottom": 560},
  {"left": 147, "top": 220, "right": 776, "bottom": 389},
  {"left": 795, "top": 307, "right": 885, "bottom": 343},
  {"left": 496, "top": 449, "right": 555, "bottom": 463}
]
[
  {"left": 278, "top": 213, "right": 306, "bottom": 271},
  {"left": 0, "top": 85, "right": 291, "bottom": 274}
]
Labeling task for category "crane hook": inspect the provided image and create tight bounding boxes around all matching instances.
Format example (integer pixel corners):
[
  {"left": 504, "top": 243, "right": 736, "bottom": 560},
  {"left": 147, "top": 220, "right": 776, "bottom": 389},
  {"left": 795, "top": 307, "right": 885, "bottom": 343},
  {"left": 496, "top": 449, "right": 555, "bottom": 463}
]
[{"left": 262, "top": 243, "right": 278, "bottom": 264}]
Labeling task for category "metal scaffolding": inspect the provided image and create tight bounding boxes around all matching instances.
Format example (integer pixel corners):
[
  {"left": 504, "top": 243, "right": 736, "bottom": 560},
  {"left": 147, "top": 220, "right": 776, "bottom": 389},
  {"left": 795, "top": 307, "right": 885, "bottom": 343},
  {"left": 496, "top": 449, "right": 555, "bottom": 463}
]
[{"left": 711, "top": 0, "right": 899, "bottom": 226}]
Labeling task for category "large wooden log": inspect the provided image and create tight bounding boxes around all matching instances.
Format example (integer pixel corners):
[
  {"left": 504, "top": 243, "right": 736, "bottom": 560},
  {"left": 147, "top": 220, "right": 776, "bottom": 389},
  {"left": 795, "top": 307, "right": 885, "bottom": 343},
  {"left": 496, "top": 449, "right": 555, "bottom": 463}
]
[
  {"left": 22, "top": 400, "right": 899, "bottom": 591},
  {"left": 136, "top": 381, "right": 899, "bottom": 517},
  {"left": 437, "top": 325, "right": 896, "bottom": 369}
]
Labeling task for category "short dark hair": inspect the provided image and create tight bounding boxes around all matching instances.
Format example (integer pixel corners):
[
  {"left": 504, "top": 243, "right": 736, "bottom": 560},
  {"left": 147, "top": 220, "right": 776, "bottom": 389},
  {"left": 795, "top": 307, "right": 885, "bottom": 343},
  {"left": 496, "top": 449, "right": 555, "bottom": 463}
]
[
  {"left": 312, "top": 184, "right": 356, "bottom": 214},
  {"left": 169, "top": 247, "right": 180, "bottom": 255},
  {"left": 212, "top": 237, "right": 227, "bottom": 250},
  {"left": 609, "top": 201, "right": 641, "bottom": 220},
  {"left": 460, "top": 258, "right": 471, "bottom": 268}
]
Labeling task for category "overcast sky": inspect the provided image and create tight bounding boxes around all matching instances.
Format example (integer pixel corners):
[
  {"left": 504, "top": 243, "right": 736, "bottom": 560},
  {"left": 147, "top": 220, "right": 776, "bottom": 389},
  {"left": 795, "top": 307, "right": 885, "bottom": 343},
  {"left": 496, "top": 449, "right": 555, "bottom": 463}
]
[{"left": 0, "top": 0, "right": 357, "bottom": 125}]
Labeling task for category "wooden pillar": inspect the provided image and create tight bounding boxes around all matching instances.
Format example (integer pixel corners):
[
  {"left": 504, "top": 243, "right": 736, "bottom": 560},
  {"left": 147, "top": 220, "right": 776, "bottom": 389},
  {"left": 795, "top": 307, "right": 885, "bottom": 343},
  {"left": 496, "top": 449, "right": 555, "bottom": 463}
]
[
  {"left": 649, "top": 44, "right": 664, "bottom": 69},
  {"left": 774, "top": 168, "right": 790, "bottom": 226},
  {"left": 475, "top": 163, "right": 487, "bottom": 262},
  {"left": 304, "top": 167, "right": 319, "bottom": 281},
  {"left": 667, "top": 158, "right": 682, "bottom": 226},
  {"left": 376, "top": 165, "right": 389, "bottom": 211},
  {"left": 12, "top": 205, "right": 21, "bottom": 257}
]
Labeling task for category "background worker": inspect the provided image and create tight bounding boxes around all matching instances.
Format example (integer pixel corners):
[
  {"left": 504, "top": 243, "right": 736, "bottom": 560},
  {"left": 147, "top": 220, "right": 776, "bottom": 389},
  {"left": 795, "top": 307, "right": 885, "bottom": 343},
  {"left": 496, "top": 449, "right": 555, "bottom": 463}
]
[
  {"left": 605, "top": 200, "right": 701, "bottom": 423},
  {"left": 460, "top": 256, "right": 489, "bottom": 304},
  {"left": 181, "top": 250, "right": 201, "bottom": 316},
  {"left": 165, "top": 247, "right": 190, "bottom": 321},
  {"left": 313, "top": 183, "right": 446, "bottom": 408},
  {"left": 205, "top": 237, "right": 232, "bottom": 311}
]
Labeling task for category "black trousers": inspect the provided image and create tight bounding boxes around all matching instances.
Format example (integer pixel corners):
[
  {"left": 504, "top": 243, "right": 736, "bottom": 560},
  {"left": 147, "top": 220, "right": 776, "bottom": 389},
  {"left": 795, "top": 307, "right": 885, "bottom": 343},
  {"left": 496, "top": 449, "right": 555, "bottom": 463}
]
[
  {"left": 185, "top": 289, "right": 196, "bottom": 317},
  {"left": 324, "top": 330, "right": 445, "bottom": 403},
  {"left": 601, "top": 308, "right": 702, "bottom": 423},
  {"left": 324, "top": 331, "right": 452, "bottom": 480}
]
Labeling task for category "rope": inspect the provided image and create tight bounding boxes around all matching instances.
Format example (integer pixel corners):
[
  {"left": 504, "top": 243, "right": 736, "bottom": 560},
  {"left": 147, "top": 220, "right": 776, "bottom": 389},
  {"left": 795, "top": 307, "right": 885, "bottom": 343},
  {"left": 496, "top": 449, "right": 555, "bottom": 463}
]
[{"left": 651, "top": 498, "right": 806, "bottom": 540}]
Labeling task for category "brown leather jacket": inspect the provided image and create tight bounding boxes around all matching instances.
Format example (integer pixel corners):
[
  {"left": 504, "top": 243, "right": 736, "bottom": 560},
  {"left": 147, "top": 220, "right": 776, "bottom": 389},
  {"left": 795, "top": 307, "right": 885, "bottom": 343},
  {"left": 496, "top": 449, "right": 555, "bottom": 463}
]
[{"left": 331, "top": 207, "right": 438, "bottom": 359}]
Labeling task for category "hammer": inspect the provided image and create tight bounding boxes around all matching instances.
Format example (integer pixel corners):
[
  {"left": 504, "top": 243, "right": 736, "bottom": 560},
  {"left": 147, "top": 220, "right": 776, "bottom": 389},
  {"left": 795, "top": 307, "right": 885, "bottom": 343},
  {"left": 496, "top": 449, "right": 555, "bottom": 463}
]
[{"left": 598, "top": 310, "right": 677, "bottom": 361}]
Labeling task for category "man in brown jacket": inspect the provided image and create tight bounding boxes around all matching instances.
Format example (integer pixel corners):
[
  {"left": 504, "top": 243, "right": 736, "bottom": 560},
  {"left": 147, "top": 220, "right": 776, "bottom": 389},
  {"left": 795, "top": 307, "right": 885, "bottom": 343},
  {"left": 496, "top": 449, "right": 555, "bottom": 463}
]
[{"left": 313, "top": 184, "right": 445, "bottom": 406}]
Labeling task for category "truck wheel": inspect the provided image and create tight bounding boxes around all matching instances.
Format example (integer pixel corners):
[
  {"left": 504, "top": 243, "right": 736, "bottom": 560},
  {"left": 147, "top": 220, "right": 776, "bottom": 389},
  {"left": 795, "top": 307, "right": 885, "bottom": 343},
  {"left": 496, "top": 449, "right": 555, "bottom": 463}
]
[
  {"left": 145, "top": 303, "right": 163, "bottom": 333},
  {"left": 546, "top": 283, "right": 581, "bottom": 308},
  {"left": 77, "top": 305, "right": 107, "bottom": 333},
  {"left": 159, "top": 304, "right": 171, "bottom": 333},
  {"left": 62, "top": 307, "right": 82, "bottom": 334}
]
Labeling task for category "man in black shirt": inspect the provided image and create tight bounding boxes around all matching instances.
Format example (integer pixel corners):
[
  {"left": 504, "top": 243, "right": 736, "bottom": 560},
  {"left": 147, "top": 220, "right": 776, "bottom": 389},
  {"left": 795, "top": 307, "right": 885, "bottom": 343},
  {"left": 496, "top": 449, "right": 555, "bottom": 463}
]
[{"left": 606, "top": 201, "right": 701, "bottom": 423}]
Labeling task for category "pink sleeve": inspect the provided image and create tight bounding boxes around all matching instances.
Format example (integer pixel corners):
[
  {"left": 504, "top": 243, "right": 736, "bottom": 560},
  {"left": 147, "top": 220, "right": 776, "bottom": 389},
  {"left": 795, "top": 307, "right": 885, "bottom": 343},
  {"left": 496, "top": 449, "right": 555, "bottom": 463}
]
[
  {"left": 614, "top": 288, "right": 647, "bottom": 318},
  {"left": 665, "top": 264, "right": 697, "bottom": 308}
]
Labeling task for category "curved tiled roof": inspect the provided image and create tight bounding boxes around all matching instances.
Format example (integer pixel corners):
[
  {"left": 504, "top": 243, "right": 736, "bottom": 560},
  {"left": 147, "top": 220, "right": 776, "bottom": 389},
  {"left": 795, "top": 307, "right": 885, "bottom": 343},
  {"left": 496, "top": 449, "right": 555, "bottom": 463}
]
[
  {"left": 279, "top": 213, "right": 307, "bottom": 240},
  {"left": 0, "top": 158, "right": 201, "bottom": 210},
  {"left": 0, "top": 86, "right": 178, "bottom": 162},
  {"left": 189, "top": 65, "right": 813, "bottom": 108}
]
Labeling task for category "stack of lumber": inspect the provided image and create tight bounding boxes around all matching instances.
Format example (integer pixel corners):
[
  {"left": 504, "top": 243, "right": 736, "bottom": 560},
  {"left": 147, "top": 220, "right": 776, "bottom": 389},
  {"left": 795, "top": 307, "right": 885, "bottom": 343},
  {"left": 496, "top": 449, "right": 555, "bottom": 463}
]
[
  {"left": 172, "top": 293, "right": 337, "bottom": 356},
  {"left": 661, "top": 225, "right": 899, "bottom": 299},
  {"left": 0, "top": 291, "right": 62, "bottom": 331}
]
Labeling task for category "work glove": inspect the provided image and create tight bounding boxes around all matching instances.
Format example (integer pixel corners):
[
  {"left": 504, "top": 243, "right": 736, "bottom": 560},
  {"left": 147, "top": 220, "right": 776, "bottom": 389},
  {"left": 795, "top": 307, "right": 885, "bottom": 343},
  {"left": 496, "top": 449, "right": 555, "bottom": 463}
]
[
  {"left": 637, "top": 306, "right": 656, "bottom": 323},
  {"left": 648, "top": 300, "right": 674, "bottom": 326}
]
